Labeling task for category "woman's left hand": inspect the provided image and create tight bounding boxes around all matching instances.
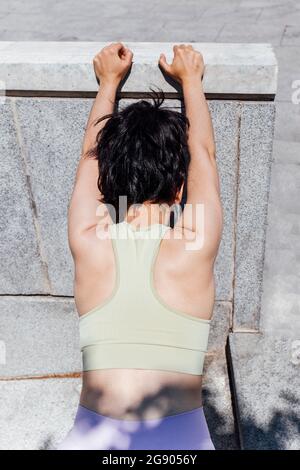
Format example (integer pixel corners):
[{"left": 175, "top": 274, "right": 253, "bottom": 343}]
[{"left": 93, "top": 42, "right": 133, "bottom": 86}]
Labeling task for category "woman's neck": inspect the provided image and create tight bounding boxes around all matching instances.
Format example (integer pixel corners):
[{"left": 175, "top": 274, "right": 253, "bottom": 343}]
[{"left": 124, "top": 203, "right": 170, "bottom": 228}]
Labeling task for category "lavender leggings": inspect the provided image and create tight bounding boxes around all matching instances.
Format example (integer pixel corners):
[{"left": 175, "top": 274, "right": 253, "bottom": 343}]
[{"left": 56, "top": 404, "right": 215, "bottom": 450}]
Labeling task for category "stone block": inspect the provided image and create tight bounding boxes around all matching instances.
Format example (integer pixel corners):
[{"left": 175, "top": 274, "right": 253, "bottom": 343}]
[
  {"left": 0, "top": 377, "right": 81, "bottom": 450},
  {"left": 234, "top": 102, "right": 276, "bottom": 330},
  {"left": 208, "top": 301, "right": 232, "bottom": 352},
  {"left": 15, "top": 97, "right": 92, "bottom": 295},
  {"left": 203, "top": 352, "right": 239, "bottom": 450},
  {"left": 0, "top": 296, "right": 81, "bottom": 378},
  {"left": 0, "top": 42, "right": 277, "bottom": 95},
  {"left": 229, "top": 332, "right": 300, "bottom": 450},
  {"left": 0, "top": 100, "right": 47, "bottom": 294},
  {"left": 209, "top": 101, "right": 239, "bottom": 301}
]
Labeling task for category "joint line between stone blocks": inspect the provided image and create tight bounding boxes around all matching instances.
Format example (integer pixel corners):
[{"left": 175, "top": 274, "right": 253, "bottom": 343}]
[{"left": 231, "top": 103, "right": 242, "bottom": 332}]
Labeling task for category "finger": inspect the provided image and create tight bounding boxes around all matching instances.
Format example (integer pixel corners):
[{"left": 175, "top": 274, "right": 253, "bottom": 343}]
[
  {"left": 102, "top": 43, "right": 115, "bottom": 51},
  {"left": 119, "top": 44, "right": 132, "bottom": 56},
  {"left": 123, "top": 48, "right": 133, "bottom": 62},
  {"left": 159, "top": 53, "right": 171, "bottom": 73},
  {"left": 109, "top": 42, "right": 124, "bottom": 53}
]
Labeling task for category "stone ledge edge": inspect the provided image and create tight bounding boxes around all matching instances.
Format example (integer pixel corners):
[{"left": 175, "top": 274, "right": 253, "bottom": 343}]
[{"left": 0, "top": 42, "right": 278, "bottom": 95}]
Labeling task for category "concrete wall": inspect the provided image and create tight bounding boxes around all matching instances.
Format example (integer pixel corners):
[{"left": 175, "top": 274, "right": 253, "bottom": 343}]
[{"left": 0, "top": 42, "right": 282, "bottom": 450}]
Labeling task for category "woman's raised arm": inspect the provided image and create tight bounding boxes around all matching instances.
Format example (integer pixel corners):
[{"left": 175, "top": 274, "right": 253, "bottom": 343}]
[
  {"left": 159, "top": 44, "right": 223, "bottom": 260},
  {"left": 68, "top": 43, "right": 133, "bottom": 256}
]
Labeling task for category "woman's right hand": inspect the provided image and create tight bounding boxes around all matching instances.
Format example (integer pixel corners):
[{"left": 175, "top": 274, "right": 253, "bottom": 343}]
[{"left": 158, "top": 44, "right": 204, "bottom": 85}]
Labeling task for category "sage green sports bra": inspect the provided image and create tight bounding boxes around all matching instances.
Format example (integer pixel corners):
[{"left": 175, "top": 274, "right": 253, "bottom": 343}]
[{"left": 79, "top": 220, "right": 211, "bottom": 375}]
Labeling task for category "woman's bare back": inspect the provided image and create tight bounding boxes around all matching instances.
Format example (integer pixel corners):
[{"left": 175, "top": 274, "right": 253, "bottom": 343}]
[{"left": 75, "top": 224, "right": 215, "bottom": 419}]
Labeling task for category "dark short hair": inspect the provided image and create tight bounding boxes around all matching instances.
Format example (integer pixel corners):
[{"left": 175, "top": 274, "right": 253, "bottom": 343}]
[{"left": 87, "top": 89, "right": 190, "bottom": 221}]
